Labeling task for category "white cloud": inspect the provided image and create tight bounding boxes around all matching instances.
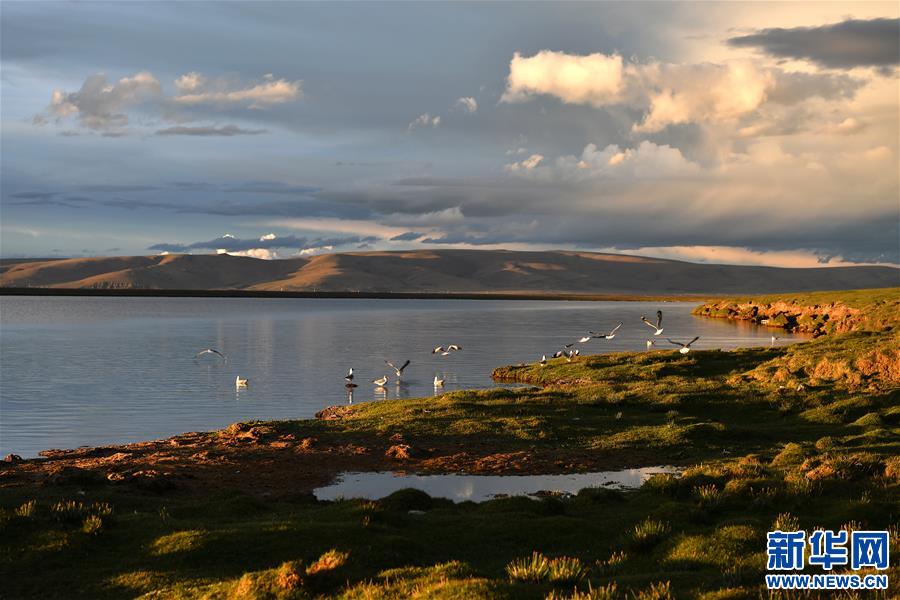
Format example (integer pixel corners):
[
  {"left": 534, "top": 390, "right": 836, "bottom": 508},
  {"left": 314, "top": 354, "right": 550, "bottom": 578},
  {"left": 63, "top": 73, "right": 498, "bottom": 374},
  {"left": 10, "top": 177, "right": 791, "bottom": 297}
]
[
  {"left": 217, "top": 248, "right": 279, "bottom": 259},
  {"left": 37, "top": 71, "right": 301, "bottom": 133},
  {"left": 504, "top": 153, "right": 544, "bottom": 172},
  {"left": 260, "top": 233, "right": 277, "bottom": 241},
  {"left": 455, "top": 96, "right": 478, "bottom": 113},
  {"left": 408, "top": 113, "right": 441, "bottom": 130},
  {"left": 507, "top": 142, "right": 699, "bottom": 181},
  {"left": 500, "top": 50, "right": 851, "bottom": 133},
  {"left": 44, "top": 71, "right": 162, "bottom": 131},
  {"left": 612, "top": 245, "right": 895, "bottom": 268},
  {"left": 297, "top": 245, "right": 333, "bottom": 256}
]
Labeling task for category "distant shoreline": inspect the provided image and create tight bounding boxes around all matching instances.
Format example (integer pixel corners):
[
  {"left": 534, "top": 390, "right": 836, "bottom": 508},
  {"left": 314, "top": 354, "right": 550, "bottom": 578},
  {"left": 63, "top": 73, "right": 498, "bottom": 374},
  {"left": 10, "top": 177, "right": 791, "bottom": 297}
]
[{"left": 0, "top": 287, "right": 711, "bottom": 302}]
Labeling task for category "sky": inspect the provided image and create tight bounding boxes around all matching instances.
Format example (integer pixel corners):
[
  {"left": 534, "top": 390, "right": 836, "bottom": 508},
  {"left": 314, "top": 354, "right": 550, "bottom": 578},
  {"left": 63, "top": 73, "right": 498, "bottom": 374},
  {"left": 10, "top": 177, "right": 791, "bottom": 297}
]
[{"left": 1, "top": 1, "right": 899, "bottom": 268}]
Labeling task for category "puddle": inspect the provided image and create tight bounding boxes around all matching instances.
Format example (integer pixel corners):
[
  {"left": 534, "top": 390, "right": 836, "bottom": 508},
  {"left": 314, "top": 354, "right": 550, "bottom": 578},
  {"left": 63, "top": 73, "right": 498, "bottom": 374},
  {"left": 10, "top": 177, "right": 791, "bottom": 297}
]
[{"left": 314, "top": 466, "right": 680, "bottom": 503}]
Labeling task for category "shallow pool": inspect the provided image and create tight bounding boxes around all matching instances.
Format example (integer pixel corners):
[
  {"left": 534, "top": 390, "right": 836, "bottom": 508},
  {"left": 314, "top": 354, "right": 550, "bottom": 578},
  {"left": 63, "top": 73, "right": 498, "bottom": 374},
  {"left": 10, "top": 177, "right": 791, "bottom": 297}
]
[{"left": 313, "top": 466, "right": 681, "bottom": 503}]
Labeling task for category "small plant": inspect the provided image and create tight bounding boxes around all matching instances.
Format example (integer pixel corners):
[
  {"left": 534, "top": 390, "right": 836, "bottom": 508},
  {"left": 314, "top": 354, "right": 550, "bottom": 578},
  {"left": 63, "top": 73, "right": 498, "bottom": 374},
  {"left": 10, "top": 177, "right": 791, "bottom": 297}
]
[
  {"left": 596, "top": 550, "right": 628, "bottom": 575},
  {"left": 507, "top": 552, "right": 585, "bottom": 584},
  {"left": 772, "top": 512, "right": 800, "bottom": 532},
  {"left": 15, "top": 500, "right": 37, "bottom": 518},
  {"left": 546, "top": 582, "right": 618, "bottom": 599},
  {"left": 665, "top": 410, "right": 679, "bottom": 425},
  {"left": 276, "top": 560, "right": 304, "bottom": 591},
  {"left": 82, "top": 515, "right": 103, "bottom": 535},
  {"left": 693, "top": 484, "right": 721, "bottom": 508},
  {"left": 630, "top": 518, "right": 671, "bottom": 550},
  {"left": 631, "top": 581, "right": 673, "bottom": 600}
]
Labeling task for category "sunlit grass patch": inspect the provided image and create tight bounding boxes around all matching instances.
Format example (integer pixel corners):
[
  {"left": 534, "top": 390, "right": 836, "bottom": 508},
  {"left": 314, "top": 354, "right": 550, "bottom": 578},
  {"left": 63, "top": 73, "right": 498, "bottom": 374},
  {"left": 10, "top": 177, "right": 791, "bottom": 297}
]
[
  {"left": 151, "top": 529, "right": 208, "bottom": 556},
  {"left": 629, "top": 518, "right": 671, "bottom": 550},
  {"left": 506, "top": 551, "right": 586, "bottom": 584}
]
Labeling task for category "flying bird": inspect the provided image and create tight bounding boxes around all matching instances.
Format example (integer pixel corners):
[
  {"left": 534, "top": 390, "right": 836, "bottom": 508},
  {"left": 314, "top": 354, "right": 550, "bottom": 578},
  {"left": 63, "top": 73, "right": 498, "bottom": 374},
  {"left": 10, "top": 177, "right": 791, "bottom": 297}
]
[
  {"left": 195, "top": 348, "right": 226, "bottom": 360},
  {"left": 590, "top": 323, "right": 623, "bottom": 339},
  {"left": 641, "top": 311, "right": 664, "bottom": 336},
  {"left": 667, "top": 337, "right": 700, "bottom": 354},
  {"left": 235, "top": 375, "right": 248, "bottom": 388},
  {"left": 433, "top": 375, "right": 445, "bottom": 387},
  {"left": 385, "top": 359, "right": 411, "bottom": 378},
  {"left": 372, "top": 375, "right": 388, "bottom": 387},
  {"left": 433, "top": 344, "right": 462, "bottom": 356}
]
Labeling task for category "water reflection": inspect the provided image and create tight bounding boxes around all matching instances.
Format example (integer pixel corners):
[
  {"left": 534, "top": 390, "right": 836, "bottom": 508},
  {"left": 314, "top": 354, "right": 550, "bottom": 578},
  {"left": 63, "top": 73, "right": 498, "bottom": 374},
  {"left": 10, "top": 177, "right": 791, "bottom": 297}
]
[{"left": 314, "top": 466, "right": 681, "bottom": 503}]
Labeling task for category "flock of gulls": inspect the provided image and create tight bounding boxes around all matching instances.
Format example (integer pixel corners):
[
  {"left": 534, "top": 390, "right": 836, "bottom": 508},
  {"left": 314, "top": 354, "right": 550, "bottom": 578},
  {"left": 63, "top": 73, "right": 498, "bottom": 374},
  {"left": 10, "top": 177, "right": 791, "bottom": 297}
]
[{"left": 192, "top": 309, "right": 723, "bottom": 397}]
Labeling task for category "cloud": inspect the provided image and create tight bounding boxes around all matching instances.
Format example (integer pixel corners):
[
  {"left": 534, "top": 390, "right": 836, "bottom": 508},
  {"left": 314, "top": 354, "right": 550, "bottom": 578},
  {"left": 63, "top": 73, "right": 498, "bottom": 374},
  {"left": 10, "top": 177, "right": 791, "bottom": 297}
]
[
  {"left": 408, "top": 113, "right": 441, "bottom": 130},
  {"left": 390, "top": 231, "right": 424, "bottom": 241},
  {"left": 217, "top": 248, "right": 279, "bottom": 260},
  {"left": 612, "top": 245, "right": 897, "bottom": 268},
  {"left": 148, "top": 233, "right": 379, "bottom": 254},
  {"left": 727, "top": 18, "right": 900, "bottom": 70},
  {"left": 171, "top": 75, "right": 302, "bottom": 106},
  {"left": 504, "top": 153, "right": 544, "bottom": 172},
  {"left": 35, "top": 71, "right": 301, "bottom": 133},
  {"left": 154, "top": 125, "right": 267, "bottom": 136},
  {"left": 455, "top": 97, "right": 478, "bottom": 113},
  {"left": 43, "top": 71, "right": 162, "bottom": 132},
  {"left": 500, "top": 50, "right": 866, "bottom": 133}
]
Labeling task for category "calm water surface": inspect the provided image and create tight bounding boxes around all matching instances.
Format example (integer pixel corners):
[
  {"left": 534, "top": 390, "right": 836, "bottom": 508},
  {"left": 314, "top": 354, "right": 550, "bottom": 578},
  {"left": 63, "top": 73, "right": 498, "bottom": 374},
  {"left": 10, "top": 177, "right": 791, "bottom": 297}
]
[
  {"left": 314, "top": 467, "right": 681, "bottom": 503},
  {"left": 0, "top": 297, "right": 802, "bottom": 457}
]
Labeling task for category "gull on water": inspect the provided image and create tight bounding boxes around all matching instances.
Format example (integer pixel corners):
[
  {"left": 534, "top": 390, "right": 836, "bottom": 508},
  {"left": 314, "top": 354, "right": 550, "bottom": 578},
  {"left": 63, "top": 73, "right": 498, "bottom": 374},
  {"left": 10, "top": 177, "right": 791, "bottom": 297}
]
[
  {"left": 195, "top": 348, "right": 226, "bottom": 360},
  {"left": 345, "top": 367, "right": 358, "bottom": 388},
  {"left": 646, "top": 340, "right": 655, "bottom": 351},
  {"left": 771, "top": 335, "right": 781, "bottom": 346},
  {"left": 667, "top": 337, "right": 700, "bottom": 354},
  {"left": 433, "top": 375, "right": 445, "bottom": 387},
  {"left": 432, "top": 344, "right": 462, "bottom": 356},
  {"left": 590, "top": 323, "right": 623, "bottom": 340},
  {"left": 235, "top": 376, "right": 248, "bottom": 388},
  {"left": 372, "top": 375, "right": 388, "bottom": 387},
  {"left": 385, "top": 359, "right": 411, "bottom": 378},
  {"left": 641, "top": 311, "right": 664, "bottom": 336}
]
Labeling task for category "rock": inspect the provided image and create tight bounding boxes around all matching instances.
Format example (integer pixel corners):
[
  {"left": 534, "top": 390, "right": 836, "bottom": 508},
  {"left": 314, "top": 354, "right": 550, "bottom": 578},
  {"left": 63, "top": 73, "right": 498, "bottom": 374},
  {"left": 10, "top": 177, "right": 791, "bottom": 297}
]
[
  {"left": 46, "top": 466, "right": 105, "bottom": 487},
  {"left": 3, "top": 454, "right": 23, "bottom": 463},
  {"left": 315, "top": 405, "right": 354, "bottom": 420},
  {"left": 385, "top": 444, "right": 426, "bottom": 460},
  {"left": 297, "top": 437, "right": 317, "bottom": 451}
]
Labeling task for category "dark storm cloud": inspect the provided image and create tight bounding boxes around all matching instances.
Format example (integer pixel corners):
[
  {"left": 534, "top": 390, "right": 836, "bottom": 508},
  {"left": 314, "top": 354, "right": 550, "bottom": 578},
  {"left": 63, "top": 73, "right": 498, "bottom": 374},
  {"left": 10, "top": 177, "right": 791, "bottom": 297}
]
[
  {"left": 727, "top": 18, "right": 900, "bottom": 70},
  {"left": 390, "top": 231, "right": 424, "bottom": 241},
  {"left": 155, "top": 125, "right": 267, "bottom": 137}
]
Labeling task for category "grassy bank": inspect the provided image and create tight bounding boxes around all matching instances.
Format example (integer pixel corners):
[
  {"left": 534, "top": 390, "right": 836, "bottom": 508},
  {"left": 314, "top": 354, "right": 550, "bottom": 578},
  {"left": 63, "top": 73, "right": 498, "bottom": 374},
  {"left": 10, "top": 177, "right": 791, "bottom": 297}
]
[{"left": 1, "top": 289, "right": 898, "bottom": 598}]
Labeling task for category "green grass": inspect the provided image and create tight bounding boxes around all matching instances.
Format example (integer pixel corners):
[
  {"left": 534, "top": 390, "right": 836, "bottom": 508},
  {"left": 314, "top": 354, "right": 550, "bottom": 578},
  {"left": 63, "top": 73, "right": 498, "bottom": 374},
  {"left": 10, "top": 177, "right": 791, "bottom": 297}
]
[{"left": 1, "top": 289, "right": 898, "bottom": 598}]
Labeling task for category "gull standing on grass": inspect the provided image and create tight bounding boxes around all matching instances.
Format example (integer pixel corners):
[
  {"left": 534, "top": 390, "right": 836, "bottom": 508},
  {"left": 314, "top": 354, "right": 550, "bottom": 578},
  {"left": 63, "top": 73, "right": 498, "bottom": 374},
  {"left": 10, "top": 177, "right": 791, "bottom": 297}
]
[
  {"left": 641, "top": 311, "right": 664, "bottom": 336},
  {"left": 540, "top": 355, "right": 547, "bottom": 367},
  {"left": 646, "top": 340, "right": 655, "bottom": 351},
  {"left": 667, "top": 337, "right": 700, "bottom": 355},
  {"left": 195, "top": 348, "right": 226, "bottom": 361}
]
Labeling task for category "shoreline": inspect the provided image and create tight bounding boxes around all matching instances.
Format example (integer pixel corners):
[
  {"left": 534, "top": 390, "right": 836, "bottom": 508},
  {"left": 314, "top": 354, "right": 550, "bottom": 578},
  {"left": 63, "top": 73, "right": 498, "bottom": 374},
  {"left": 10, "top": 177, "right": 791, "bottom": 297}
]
[{"left": 0, "top": 286, "right": 713, "bottom": 302}]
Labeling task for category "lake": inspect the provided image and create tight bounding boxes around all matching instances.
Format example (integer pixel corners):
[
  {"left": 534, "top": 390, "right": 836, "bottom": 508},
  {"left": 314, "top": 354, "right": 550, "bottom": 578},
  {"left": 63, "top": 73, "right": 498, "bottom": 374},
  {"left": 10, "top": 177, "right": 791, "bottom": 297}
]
[{"left": 0, "top": 296, "right": 802, "bottom": 457}]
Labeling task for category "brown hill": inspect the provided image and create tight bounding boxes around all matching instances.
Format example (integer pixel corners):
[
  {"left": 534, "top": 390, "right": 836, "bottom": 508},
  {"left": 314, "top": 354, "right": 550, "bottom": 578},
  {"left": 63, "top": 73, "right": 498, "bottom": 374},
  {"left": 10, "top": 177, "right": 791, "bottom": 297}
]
[{"left": 1, "top": 250, "right": 897, "bottom": 295}]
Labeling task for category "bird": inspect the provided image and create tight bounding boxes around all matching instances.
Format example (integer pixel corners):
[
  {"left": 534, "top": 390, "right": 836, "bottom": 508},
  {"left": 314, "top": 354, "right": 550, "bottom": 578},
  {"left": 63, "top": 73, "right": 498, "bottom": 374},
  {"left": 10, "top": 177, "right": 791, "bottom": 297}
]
[
  {"left": 433, "top": 375, "right": 445, "bottom": 387},
  {"left": 235, "top": 375, "right": 248, "bottom": 388},
  {"left": 372, "top": 375, "right": 388, "bottom": 387},
  {"left": 770, "top": 335, "right": 781, "bottom": 346},
  {"left": 385, "top": 359, "right": 411, "bottom": 378},
  {"left": 540, "top": 354, "right": 547, "bottom": 367},
  {"left": 433, "top": 344, "right": 462, "bottom": 356},
  {"left": 646, "top": 340, "right": 654, "bottom": 351},
  {"left": 667, "top": 337, "right": 700, "bottom": 354},
  {"left": 641, "top": 311, "right": 664, "bottom": 336},
  {"left": 565, "top": 349, "right": 580, "bottom": 362},
  {"left": 195, "top": 348, "right": 226, "bottom": 360},
  {"left": 345, "top": 367, "right": 354, "bottom": 382},
  {"left": 590, "top": 323, "right": 623, "bottom": 339}
]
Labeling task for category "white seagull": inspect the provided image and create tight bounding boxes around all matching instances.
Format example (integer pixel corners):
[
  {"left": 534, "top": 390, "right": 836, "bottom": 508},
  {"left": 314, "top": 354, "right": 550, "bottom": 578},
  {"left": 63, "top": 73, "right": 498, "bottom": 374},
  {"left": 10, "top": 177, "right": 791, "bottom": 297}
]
[
  {"left": 646, "top": 340, "right": 655, "bottom": 351},
  {"left": 433, "top": 344, "right": 462, "bottom": 356},
  {"left": 385, "top": 359, "right": 411, "bottom": 378},
  {"left": 565, "top": 349, "right": 580, "bottom": 362},
  {"left": 540, "top": 354, "right": 547, "bottom": 367},
  {"left": 345, "top": 367, "right": 354, "bottom": 382},
  {"left": 667, "top": 337, "right": 700, "bottom": 354},
  {"left": 590, "top": 323, "right": 623, "bottom": 340},
  {"left": 433, "top": 375, "right": 445, "bottom": 387},
  {"left": 235, "top": 375, "right": 248, "bottom": 388},
  {"left": 770, "top": 335, "right": 781, "bottom": 346},
  {"left": 372, "top": 375, "right": 388, "bottom": 387},
  {"left": 195, "top": 348, "right": 226, "bottom": 360},
  {"left": 641, "top": 311, "right": 664, "bottom": 336}
]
